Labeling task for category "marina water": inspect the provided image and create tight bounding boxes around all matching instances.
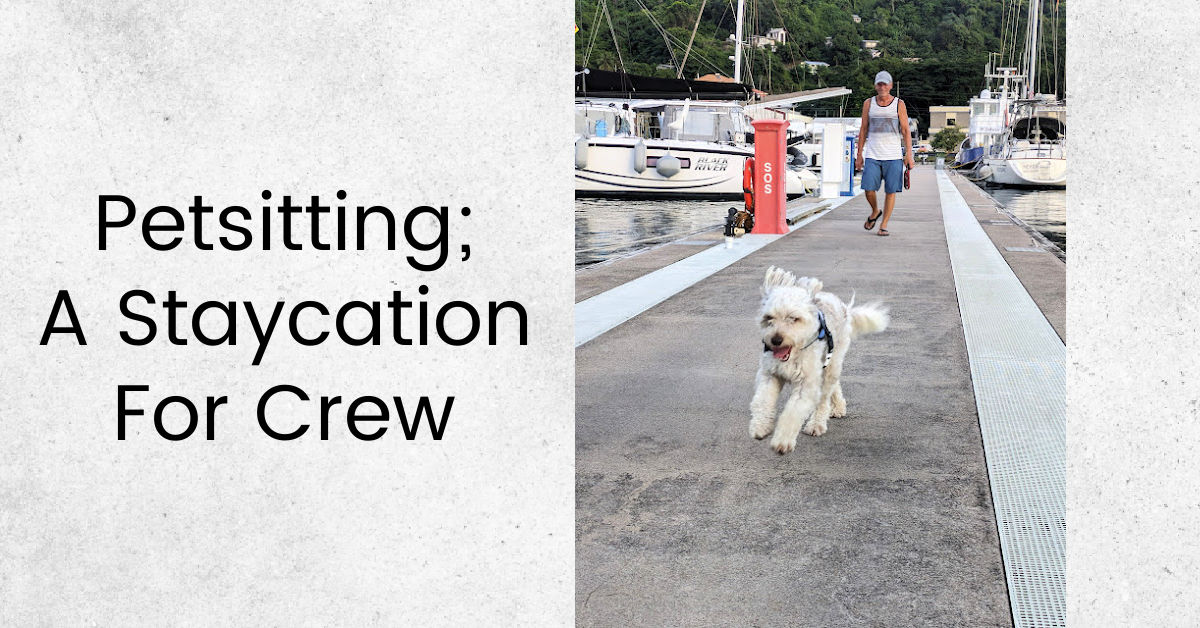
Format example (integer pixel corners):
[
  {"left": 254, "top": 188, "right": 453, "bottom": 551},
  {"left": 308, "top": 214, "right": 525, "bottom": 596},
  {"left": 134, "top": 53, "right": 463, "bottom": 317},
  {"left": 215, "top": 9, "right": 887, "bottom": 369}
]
[
  {"left": 576, "top": 185, "right": 1065, "bottom": 267},
  {"left": 981, "top": 186, "right": 1066, "bottom": 252},
  {"left": 575, "top": 198, "right": 732, "bottom": 267}
]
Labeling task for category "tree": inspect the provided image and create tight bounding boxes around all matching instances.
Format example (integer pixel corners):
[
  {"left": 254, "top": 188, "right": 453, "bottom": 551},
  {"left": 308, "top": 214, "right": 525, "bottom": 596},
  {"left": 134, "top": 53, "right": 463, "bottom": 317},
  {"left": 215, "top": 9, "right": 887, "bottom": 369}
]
[{"left": 931, "top": 126, "right": 966, "bottom": 152}]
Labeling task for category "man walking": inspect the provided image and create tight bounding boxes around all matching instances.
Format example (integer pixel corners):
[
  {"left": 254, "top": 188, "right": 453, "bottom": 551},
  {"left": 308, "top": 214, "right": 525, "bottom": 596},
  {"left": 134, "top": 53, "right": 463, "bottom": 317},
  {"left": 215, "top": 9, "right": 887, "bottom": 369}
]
[{"left": 856, "top": 71, "right": 916, "bottom": 236}]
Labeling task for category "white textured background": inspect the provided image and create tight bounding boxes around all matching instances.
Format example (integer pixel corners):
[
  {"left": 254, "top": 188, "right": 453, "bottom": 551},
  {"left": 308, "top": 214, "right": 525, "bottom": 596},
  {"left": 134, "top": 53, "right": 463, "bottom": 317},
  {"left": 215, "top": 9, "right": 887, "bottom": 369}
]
[
  {"left": 1069, "top": 1, "right": 1200, "bottom": 625},
  {"left": 0, "top": 1, "right": 573, "bottom": 624}
]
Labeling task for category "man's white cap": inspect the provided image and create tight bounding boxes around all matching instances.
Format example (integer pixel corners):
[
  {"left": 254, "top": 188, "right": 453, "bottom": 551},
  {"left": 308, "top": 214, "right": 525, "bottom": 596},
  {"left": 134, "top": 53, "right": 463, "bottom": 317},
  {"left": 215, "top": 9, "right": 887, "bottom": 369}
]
[{"left": 874, "top": 71, "right": 893, "bottom": 85}]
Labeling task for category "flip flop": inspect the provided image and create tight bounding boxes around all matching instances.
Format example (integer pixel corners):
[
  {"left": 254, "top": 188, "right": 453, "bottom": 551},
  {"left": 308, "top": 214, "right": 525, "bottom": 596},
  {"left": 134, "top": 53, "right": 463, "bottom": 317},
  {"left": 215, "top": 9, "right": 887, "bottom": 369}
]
[
  {"left": 864, "top": 210, "right": 881, "bottom": 230},
  {"left": 878, "top": 228, "right": 890, "bottom": 237}
]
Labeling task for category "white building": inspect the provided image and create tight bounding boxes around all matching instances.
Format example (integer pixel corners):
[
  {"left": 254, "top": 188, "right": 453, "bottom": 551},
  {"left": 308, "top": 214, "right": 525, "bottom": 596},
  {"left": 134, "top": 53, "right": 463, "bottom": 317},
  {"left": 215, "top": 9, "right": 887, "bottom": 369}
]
[
  {"left": 750, "top": 28, "right": 788, "bottom": 50},
  {"left": 928, "top": 105, "right": 970, "bottom": 138},
  {"left": 802, "top": 61, "right": 830, "bottom": 75}
]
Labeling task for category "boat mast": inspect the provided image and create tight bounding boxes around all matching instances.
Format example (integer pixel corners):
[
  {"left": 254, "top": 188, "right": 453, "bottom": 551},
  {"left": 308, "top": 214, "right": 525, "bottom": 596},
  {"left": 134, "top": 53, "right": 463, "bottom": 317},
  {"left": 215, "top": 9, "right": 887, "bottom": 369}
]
[
  {"left": 1025, "top": 0, "right": 1041, "bottom": 98},
  {"left": 734, "top": 0, "right": 745, "bottom": 83}
]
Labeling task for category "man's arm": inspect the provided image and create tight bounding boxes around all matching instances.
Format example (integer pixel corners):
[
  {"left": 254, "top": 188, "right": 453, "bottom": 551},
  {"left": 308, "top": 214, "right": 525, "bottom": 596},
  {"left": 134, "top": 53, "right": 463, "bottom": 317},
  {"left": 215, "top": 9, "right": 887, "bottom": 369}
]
[
  {"left": 856, "top": 99, "right": 870, "bottom": 169},
  {"left": 898, "top": 99, "right": 915, "bottom": 168}
]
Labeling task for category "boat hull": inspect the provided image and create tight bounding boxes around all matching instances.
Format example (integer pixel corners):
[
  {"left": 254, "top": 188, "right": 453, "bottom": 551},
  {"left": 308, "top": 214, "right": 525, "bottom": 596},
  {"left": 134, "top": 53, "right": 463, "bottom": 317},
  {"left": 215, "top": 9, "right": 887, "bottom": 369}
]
[
  {"left": 952, "top": 145, "right": 985, "bottom": 169},
  {"left": 983, "top": 156, "right": 1066, "bottom": 187},
  {"left": 575, "top": 138, "right": 808, "bottom": 199}
]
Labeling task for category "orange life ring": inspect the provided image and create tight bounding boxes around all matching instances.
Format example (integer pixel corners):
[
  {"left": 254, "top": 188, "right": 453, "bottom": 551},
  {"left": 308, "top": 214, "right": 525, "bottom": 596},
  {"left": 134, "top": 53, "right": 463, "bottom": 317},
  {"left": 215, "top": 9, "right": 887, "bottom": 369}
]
[{"left": 742, "top": 157, "right": 755, "bottom": 214}]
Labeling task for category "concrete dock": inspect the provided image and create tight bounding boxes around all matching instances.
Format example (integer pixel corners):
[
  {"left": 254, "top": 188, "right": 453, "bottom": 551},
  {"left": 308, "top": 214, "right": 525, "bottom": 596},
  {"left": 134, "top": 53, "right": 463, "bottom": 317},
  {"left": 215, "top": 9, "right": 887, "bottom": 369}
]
[{"left": 575, "top": 166, "right": 1065, "bottom": 627}]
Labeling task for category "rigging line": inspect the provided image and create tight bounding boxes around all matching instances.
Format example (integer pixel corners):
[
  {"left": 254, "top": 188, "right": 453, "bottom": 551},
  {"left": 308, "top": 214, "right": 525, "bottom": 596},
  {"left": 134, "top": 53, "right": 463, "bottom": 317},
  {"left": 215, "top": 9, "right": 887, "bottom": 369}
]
[
  {"left": 660, "top": 33, "right": 731, "bottom": 78},
  {"left": 1008, "top": 0, "right": 1023, "bottom": 67},
  {"left": 1005, "top": 0, "right": 1021, "bottom": 70},
  {"left": 653, "top": 22, "right": 732, "bottom": 78},
  {"left": 630, "top": 0, "right": 680, "bottom": 72},
  {"left": 600, "top": 0, "right": 628, "bottom": 76},
  {"left": 714, "top": 0, "right": 730, "bottom": 39},
  {"left": 1036, "top": 0, "right": 1043, "bottom": 94},
  {"left": 742, "top": 0, "right": 758, "bottom": 90},
  {"left": 998, "top": 0, "right": 1012, "bottom": 71},
  {"left": 653, "top": 26, "right": 729, "bottom": 77},
  {"left": 1000, "top": 0, "right": 1011, "bottom": 69},
  {"left": 766, "top": 0, "right": 808, "bottom": 77},
  {"left": 582, "top": 1, "right": 604, "bottom": 66},
  {"left": 1006, "top": 0, "right": 1018, "bottom": 69},
  {"left": 677, "top": 0, "right": 709, "bottom": 78},
  {"left": 1053, "top": 0, "right": 1060, "bottom": 97},
  {"left": 999, "top": 0, "right": 1009, "bottom": 69},
  {"left": 1032, "top": 0, "right": 1041, "bottom": 94}
]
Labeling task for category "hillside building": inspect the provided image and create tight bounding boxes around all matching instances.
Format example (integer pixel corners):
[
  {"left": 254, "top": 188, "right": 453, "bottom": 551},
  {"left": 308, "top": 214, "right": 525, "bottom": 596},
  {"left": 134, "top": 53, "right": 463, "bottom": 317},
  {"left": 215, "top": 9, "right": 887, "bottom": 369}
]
[
  {"left": 928, "top": 105, "right": 971, "bottom": 138},
  {"left": 802, "top": 61, "right": 830, "bottom": 75},
  {"left": 750, "top": 28, "right": 788, "bottom": 50}
]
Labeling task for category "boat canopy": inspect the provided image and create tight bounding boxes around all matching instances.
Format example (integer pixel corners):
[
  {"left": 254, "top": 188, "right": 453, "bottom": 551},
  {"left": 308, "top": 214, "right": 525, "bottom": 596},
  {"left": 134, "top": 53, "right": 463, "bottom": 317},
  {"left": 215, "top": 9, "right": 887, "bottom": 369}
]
[
  {"left": 576, "top": 67, "right": 753, "bottom": 100},
  {"left": 1011, "top": 116, "right": 1065, "bottom": 141}
]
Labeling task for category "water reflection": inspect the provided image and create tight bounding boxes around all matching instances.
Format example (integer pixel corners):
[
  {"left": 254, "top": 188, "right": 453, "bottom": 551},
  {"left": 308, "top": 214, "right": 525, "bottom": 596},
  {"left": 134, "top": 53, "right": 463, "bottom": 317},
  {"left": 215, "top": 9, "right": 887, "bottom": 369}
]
[
  {"left": 577, "top": 187, "right": 1066, "bottom": 267},
  {"left": 575, "top": 198, "right": 735, "bottom": 266},
  {"left": 983, "top": 187, "right": 1067, "bottom": 252}
]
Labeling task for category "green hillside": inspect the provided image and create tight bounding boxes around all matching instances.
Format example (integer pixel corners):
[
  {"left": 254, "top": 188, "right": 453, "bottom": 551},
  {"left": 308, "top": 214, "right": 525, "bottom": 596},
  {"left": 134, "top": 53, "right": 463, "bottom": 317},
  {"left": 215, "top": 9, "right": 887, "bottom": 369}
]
[{"left": 575, "top": 0, "right": 1066, "bottom": 134}]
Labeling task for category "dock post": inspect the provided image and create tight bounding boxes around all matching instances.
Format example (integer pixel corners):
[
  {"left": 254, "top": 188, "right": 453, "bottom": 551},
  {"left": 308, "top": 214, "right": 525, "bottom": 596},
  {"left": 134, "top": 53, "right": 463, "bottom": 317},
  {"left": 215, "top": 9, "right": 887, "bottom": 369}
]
[
  {"left": 820, "top": 122, "right": 846, "bottom": 198},
  {"left": 750, "top": 119, "right": 789, "bottom": 234}
]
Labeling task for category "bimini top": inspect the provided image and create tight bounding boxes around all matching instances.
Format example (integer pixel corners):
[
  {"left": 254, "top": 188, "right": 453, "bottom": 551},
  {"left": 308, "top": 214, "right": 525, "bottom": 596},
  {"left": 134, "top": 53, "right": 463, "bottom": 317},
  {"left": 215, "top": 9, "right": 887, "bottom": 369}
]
[
  {"left": 576, "top": 67, "right": 753, "bottom": 101},
  {"left": 1011, "top": 116, "right": 1065, "bottom": 141}
]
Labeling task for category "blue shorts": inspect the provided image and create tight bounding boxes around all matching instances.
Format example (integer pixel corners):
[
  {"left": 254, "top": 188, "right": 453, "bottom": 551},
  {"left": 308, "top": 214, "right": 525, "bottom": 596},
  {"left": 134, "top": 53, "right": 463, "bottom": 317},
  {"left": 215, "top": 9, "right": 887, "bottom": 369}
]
[{"left": 862, "top": 158, "right": 904, "bottom": 193}]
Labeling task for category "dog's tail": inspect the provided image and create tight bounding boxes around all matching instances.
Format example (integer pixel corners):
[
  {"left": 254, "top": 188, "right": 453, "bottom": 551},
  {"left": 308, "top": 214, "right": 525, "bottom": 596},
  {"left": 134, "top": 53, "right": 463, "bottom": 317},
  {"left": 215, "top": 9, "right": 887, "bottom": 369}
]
[{"left": 848, "top": 303, "right": 889, "bottom": 339}]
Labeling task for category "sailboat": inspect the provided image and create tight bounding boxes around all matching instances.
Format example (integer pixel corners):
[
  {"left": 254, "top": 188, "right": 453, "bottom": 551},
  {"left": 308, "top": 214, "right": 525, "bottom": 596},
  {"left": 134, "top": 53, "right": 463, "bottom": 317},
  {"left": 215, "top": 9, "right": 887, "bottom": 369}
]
[{"left": 978, "top": 0, "right": 1066, "bottom": 188}]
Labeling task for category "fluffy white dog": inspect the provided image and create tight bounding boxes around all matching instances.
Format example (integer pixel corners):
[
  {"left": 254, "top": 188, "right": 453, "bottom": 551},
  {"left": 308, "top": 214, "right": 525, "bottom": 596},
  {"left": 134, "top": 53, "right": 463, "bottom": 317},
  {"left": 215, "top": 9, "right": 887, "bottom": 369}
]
[{"left": 749, "top": 266, "right": 889, "bottom": 454}]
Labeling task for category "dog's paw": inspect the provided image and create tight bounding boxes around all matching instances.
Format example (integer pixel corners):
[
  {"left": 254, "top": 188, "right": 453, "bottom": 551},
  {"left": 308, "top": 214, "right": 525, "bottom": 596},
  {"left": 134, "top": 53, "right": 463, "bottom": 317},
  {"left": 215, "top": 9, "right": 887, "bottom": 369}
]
[
  {"left": 749, "top": 419, "right": 774, "bottom": 440},
  {"left": 830, "top": 389, "right": 846, "bottom": 417},
  {"left": 770, "top": 435, "right": 796, "bottom": 454},
  {"left": 802, "top": 421, "right": 828, "bottom": 437}
]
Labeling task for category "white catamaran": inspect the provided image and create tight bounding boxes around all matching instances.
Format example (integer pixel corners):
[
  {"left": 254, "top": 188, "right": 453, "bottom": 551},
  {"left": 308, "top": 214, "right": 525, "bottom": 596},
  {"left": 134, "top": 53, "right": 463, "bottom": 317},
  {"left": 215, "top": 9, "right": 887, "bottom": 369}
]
[
  {"left": 575, "top": 97, "right": 821, "bottom": 199},
  {"left": 573, "top": 0, "right": 840, "bottom": 199}
]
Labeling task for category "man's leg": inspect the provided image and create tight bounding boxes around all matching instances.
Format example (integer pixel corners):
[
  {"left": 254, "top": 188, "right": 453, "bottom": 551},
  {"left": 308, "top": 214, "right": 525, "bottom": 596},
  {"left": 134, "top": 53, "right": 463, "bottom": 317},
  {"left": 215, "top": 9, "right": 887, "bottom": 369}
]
[
  {"left": 878, "top": 160, "right": 901, "bottom": 231},
  {"left": 880, "top": 192, "right": 897, "bottom": 230},
  {"left": 862, "top": 159, "right": 882, "bottom": 224}
]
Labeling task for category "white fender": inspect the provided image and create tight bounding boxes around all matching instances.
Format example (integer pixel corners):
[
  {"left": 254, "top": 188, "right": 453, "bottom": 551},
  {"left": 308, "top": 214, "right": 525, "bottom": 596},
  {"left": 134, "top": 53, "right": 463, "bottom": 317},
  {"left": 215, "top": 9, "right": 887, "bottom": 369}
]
[
  {"left": 575, "top": 136, "right": 588, "bottom": 169},
  {"left": 656, "top": 153, "right": 681, "bottom": 178},
  {"left": 633, "top": 139, "right": 647, "bottom": 173}
]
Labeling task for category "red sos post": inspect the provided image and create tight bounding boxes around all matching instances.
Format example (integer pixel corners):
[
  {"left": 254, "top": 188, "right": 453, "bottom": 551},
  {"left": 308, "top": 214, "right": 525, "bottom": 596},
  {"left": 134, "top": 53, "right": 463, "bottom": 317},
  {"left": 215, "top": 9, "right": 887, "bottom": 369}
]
[{"left": 750, "top": 119, "right": 789, "bottom": 234}]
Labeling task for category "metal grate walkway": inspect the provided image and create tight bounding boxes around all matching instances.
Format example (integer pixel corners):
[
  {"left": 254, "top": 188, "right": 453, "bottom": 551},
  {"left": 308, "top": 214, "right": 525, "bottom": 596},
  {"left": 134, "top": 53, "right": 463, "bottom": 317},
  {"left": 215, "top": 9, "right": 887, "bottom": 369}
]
[{"left": 937, "top": 170, "right": 1066, "bottom": 627}]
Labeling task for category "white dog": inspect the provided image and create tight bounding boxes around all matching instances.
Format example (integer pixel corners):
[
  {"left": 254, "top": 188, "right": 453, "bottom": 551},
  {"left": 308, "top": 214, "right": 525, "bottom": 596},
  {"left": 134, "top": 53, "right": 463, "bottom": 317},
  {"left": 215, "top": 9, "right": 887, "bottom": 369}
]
[{"left": 749, "top": 267, "right": 889, "bottom": 454}]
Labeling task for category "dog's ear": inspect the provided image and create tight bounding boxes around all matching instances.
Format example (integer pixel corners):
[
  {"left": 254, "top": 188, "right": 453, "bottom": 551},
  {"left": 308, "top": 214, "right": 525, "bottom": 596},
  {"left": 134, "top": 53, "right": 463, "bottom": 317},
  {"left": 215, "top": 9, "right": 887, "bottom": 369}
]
[
  {"left": 762, "top": 266, "right": 799, "bottom": 296},
  {"left": 799, "top": 277, "right": 823, "bottom": 296}
]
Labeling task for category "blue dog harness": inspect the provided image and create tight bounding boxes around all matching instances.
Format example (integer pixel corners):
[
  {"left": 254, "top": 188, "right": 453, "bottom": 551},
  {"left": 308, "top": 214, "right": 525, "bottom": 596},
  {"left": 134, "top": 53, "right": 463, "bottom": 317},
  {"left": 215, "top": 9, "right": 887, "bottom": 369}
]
[{"left": 799, "top": 310, "right": 835, "bottom": 368}]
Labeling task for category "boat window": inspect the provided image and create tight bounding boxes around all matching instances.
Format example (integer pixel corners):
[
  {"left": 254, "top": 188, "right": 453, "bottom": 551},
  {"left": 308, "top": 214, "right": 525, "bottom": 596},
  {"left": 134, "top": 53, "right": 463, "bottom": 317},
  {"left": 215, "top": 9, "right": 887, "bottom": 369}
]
[
  {"left": 677, "top": 111, "right": 718, "bottom": 141},
  {"left": 575, "top": 108, "right": 631, "bottom": 137},
  {"left": 636, "top": 111, "right": 663, "bottom": 139}
]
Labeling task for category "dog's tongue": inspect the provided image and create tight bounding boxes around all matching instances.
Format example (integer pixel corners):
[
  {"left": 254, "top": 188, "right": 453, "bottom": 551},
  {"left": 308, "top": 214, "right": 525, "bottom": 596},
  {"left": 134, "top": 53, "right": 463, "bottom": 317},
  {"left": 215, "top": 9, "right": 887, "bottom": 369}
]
[{"left": 772, "top": 346, "right": 791, "bottom": 361}]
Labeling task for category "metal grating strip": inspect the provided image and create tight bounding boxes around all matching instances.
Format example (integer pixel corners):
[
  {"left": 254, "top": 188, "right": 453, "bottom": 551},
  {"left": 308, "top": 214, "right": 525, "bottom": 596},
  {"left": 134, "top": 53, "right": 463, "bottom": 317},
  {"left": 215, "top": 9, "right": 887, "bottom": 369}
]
[{"left": 937, "top": 170, "right": 1065, "bottom": 628}]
